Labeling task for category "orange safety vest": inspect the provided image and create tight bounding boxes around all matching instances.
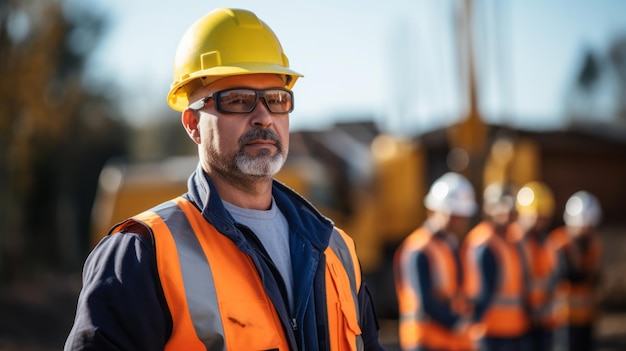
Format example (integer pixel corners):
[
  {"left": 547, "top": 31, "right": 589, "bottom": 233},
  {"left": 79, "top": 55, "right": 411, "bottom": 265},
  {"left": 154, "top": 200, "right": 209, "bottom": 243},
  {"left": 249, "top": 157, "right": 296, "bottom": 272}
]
[
  {"left": 113, "top": 196, "right": 363, "bottom": 351},
  {"left": 395, "top": 227, "right": 474, "bottom": 351},
  {"left": 508, "top": 225, "right": 559, "bottom": 328},
  {"left": 548, "top": 227, "right": 602, "bottom": 327},
  {"left": 462, "top": 221, "right": 529, "bottom": 338}
]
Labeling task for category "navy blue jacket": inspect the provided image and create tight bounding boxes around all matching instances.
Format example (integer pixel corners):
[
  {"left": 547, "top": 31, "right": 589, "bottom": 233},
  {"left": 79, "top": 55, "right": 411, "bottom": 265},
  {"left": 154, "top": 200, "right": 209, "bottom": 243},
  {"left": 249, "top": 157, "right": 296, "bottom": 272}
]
[
  {"left": 65, "top": 163, "right": 383, "bottom": 350},
  {"left": 471, "top": 244, "right": 498, "bottom": 323}
]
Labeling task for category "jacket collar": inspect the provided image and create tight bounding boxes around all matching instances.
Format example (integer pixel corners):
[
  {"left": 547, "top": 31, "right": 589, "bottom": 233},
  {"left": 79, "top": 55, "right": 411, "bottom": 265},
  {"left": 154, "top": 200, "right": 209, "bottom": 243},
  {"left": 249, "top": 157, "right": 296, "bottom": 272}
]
[{"left": 185, "top": 162, "right": 334, "bottom": 251}]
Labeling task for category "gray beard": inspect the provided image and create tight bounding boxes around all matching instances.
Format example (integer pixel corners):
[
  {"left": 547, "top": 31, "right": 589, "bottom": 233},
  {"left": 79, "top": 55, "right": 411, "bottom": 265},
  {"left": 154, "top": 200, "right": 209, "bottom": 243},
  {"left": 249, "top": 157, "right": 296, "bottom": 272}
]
[
  {"left": 204, "top": 128, "right": 287, "bottom": 183},
  {"left": 235, "top": 150, "right": 285, "bottom": 177}
]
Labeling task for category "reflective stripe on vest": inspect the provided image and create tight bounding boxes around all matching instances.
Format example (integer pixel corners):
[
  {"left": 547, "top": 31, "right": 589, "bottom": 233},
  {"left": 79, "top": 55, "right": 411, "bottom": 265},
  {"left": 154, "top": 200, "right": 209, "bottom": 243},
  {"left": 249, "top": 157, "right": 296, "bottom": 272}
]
[
  {"left": 327, "top": 228, "right": 364, "bottom": 351},
  {"left": 395, "top": 228, "right": 473, "bottom": 351},
  {"left": 553, "top": 282, "right": 598, "bottom": 326},
  {"left": 567, "top": 288, "right": 597, "bottom": 324},
  {"left": 116, "top": 196, "right": 363, "bottom": 351}
]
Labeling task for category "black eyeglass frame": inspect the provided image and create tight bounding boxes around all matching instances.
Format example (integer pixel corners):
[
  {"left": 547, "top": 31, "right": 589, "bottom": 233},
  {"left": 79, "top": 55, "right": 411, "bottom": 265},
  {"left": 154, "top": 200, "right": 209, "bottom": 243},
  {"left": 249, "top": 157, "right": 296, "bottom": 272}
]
[{"left": 187, "top": 87, "right": 294, "bottom": 114}]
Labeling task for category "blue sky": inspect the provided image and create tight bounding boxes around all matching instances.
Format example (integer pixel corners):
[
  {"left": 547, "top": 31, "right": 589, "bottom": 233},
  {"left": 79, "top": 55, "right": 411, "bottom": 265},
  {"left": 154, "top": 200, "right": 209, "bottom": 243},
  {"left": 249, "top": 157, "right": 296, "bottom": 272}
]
[{"left": 76, "top": 0, "right": 626, "bottom": 135}]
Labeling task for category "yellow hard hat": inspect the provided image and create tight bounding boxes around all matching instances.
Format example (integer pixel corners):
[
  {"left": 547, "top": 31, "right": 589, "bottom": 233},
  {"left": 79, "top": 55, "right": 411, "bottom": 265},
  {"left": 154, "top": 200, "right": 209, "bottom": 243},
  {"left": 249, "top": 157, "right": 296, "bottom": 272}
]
[
  {"left": 516, "top": 181, "right": 555, "bottom": 217},
  {"left": 167, "top": 8, "right": 303, "bottom": 111}
]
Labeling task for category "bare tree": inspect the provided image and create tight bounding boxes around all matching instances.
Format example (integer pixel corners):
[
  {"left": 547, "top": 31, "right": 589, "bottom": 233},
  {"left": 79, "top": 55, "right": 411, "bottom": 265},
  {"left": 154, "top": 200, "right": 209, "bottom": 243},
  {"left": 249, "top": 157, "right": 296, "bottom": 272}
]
[{"left": 0, "top": 0, "right": 128, "bottom": 280}]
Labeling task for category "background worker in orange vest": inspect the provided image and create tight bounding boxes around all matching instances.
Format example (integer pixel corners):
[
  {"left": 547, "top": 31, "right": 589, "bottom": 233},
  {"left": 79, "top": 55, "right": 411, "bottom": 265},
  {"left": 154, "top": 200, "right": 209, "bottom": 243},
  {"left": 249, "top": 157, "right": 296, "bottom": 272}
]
[
  {"left": 394, "top": 172, "right": 478, "bottom": 351},
  {"left": 510, "top": 181, "right": 559, "bottom": 351},
  {"left": 549, "top": 191, "right": 603, "bottom": 351},
  {"left": 461, "top": 182, "right": 530, "bottom": 351},
  {"left": 64, "top": 8, "right": 384, "bottom": 350}
]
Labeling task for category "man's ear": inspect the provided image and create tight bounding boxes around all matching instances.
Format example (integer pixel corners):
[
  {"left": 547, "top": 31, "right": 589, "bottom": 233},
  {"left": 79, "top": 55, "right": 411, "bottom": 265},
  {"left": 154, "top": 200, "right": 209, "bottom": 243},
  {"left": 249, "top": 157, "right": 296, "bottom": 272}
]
[{"left": 182, "top": 109, "right": 201, "bottom": 144}]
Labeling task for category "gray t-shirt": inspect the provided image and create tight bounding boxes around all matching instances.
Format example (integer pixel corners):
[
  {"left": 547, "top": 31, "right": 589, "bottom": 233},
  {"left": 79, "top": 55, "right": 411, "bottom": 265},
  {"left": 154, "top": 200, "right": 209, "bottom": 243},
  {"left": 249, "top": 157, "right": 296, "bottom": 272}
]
[{"left": 223, "top": 198, "right": 293, "bottom": 311}]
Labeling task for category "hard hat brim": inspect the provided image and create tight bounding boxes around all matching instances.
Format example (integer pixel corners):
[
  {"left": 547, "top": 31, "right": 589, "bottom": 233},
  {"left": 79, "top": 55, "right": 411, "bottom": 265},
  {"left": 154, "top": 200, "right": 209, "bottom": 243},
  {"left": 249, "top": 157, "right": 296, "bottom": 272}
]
[{"left": 167, "top": 63, "right": 303, "bottom": 112}]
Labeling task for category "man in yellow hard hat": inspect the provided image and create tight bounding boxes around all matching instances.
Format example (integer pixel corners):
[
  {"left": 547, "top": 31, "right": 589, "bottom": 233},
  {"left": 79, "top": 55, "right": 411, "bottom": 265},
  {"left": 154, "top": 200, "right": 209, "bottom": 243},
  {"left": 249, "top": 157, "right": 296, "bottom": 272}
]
[
  {"left": 509, "top": 181, "right": 559, "bottom": 351},
  {"left": 65, "top": 8, "right": 384, "bottom": 350}
]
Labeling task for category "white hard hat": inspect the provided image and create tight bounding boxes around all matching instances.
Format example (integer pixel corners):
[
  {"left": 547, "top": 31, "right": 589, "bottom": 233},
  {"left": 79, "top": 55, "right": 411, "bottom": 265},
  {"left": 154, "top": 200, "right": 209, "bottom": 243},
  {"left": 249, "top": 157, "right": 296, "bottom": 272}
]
[
  {"left": 424, "top": 172, "right": 477, "bottom": 217},
  {"left": 564, "top": 191, "right": 602, "bottom": 227}
]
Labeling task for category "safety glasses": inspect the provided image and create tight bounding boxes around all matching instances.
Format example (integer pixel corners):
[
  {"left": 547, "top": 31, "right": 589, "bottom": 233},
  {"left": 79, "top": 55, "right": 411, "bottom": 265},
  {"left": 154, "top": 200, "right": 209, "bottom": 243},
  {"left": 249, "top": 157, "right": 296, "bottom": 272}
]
[{"left": 188, "top": 88, "right": 294, "bottom": 114}]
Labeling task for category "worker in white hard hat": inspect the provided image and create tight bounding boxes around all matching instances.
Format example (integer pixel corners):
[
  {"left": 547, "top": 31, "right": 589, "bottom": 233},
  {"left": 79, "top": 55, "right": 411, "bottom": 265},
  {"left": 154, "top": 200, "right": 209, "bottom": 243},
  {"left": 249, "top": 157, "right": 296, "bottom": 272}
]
[
  {"left": 65, "top": 8, "right": 384, "bottom": 350},
  {"left": 548, "top": 191, "right": 603, "bottom": 351},
  {"left": 394, "top": 172, "right": 478, "bottom": 351},
  {"left": 460, "top": 182, "right": 530, "bottom": 351}
]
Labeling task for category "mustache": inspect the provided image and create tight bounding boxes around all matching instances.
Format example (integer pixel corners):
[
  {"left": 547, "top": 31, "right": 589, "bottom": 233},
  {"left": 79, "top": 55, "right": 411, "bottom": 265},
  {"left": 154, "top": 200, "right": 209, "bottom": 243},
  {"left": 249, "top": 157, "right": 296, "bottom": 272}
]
[{"left": 238, "top": 128, "right": 282, "bottom": 150}]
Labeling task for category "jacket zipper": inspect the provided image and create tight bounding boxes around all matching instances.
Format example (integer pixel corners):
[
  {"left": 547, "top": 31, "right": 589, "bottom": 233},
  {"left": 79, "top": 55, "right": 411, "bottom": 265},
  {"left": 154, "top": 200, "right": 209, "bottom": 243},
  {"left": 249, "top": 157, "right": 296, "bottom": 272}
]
[{"left": 236, "top": 224, "right": 299, "bottom": 342}]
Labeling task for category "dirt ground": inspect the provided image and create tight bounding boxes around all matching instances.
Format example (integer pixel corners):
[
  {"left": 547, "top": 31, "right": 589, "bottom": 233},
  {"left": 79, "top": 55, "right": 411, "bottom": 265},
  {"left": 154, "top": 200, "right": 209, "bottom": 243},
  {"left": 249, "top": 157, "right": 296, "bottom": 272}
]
[
  {"left": 1, "top": 227, "right": 625, "bottom": 350},
  {"left": 0, "top": 271, "right": 81, "bottom": 351}
]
